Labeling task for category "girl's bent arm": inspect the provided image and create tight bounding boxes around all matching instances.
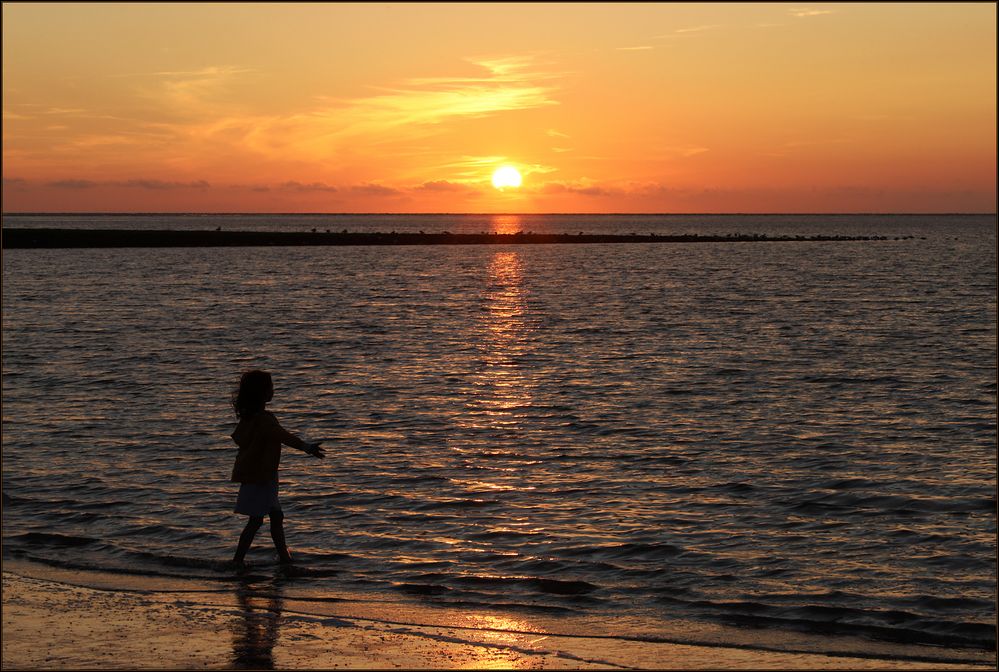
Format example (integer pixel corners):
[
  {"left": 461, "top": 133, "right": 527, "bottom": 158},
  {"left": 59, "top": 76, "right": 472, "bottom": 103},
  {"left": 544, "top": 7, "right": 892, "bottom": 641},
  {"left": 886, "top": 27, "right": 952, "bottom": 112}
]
[
  {"left": 267, "top": 413, "right": 323, "bottom": 457},
  {"left": 265, "top": 414, "right": 307, "bottom": 450}
]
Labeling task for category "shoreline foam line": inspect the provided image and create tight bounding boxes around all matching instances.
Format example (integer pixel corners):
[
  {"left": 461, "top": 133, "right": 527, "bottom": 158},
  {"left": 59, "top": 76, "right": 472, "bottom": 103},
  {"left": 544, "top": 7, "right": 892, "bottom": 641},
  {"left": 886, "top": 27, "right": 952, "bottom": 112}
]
[{"left": 1, "top": 227, "right": 921, "bottom": 248}]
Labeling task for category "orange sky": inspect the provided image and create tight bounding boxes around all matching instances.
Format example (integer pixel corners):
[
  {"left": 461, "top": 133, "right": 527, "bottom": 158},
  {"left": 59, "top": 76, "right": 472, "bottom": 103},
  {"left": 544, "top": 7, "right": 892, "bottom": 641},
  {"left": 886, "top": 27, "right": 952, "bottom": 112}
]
[{"left": 2, "top": 2, "right": 996, "bottom": 213}]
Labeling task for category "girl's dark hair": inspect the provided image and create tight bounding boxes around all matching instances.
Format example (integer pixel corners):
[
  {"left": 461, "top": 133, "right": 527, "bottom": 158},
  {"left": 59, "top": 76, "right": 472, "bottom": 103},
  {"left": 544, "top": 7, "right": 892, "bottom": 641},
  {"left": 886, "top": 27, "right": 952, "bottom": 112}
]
[{"left": 232, "top": 370, "right": 273, "bottom": 419}]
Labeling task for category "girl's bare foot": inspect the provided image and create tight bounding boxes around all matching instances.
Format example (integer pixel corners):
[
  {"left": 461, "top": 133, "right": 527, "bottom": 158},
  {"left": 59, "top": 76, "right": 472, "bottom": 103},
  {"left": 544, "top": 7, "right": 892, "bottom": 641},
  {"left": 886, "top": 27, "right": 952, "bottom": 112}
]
[{"left": 227, "top": 559, "right": 248, "bottom": 574}]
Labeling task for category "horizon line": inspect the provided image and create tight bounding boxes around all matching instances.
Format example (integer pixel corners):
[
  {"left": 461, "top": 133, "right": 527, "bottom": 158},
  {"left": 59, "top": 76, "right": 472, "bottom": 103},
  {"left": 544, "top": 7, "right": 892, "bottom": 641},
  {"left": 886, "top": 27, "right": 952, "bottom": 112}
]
[{"left": 3, "top": 211, "right": 996, "bottom": 217}]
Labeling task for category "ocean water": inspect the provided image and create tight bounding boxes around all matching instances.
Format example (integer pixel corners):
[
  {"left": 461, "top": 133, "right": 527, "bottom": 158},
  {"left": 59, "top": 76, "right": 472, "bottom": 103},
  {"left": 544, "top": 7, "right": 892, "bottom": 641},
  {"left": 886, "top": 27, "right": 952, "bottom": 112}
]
[
  {"left": 1, "top": 211, "right": 987, "bottom": 237},
  {"left": 2, "top": 214, "right": 996, "bottom": 663}
]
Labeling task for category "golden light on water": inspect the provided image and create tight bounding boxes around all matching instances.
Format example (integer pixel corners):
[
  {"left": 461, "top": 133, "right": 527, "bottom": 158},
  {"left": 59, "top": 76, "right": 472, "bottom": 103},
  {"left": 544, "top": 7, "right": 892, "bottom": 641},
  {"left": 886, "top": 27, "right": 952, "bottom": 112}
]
[
  {"left": 455, "top": 614, "right": 546, "bottom": 669},
  {"left": 491, "top": 215, "right": 522, "bottom": 235},
  {"left": 460, "top": 250, "right": 533, "bottom": 434},
  {"left": 452, "top": 250, "right": 538, "bottom": 501}
]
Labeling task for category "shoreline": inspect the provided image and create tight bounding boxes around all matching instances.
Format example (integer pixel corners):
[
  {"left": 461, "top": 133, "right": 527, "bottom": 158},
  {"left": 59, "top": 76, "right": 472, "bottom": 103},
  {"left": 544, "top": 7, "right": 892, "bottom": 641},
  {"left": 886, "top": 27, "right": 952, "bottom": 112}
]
[
  {"left": 0, "top": 227, "right": 920, "bottom": 249},
  {"left": 2, "top": 563, "right": 993, "bottom": 670}
]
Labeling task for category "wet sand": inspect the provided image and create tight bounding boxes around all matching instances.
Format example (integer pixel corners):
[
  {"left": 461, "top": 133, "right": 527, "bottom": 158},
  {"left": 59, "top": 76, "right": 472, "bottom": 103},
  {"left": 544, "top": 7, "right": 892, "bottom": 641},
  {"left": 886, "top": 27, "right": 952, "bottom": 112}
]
[
  {"left": 1, "top": 227, "right": 913, "bottom": 248},
  {"left": 2, "top": 569, "right": 989, "bottom": 670}
]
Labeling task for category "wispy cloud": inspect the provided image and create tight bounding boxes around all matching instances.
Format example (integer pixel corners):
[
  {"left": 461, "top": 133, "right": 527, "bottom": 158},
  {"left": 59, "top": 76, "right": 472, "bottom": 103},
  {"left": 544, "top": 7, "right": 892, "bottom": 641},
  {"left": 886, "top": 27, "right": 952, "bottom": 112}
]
[
  {"left": 46, "top": 179, "right": 99, "bottom": 189},
  {"left": 673, "top": 24, "right": 722, "bottom": 34},
  {"left": 788, "top": 8, "right": 835, "bottom": 18},
  {"left": 662, "top": 145, "right": 710, "bottom": 158},
  {"left": 350, "top": 183, "right": 404, "bottom": 197},
  {"left": 469, "top": 55, "right": 543, "bottom": 80},
  {"left": 616, "top": 45, "right": 654, "bottom": 51},
  {"left": 115, "top": 66, "right": 254, "bottom": 79},
  {"left": 117, "top": 65, "right": 254, "bottom": 113},
  {"left": 40, "top": 107, "right": 88, "bottom": 116},
  {"left": 534, "top": 179, "right": 622, "bottom": 197},
  {"left": 7, "top": 56, "right": 564, "bottom": 188},
  {"left": 116, "top": 179, "right": 210, "bottom": 190},
  {"left": 414, "top": 180, "right": 483, "bottom": 194},
  {"left": 12, "top": 66, "right": 257, "bottom": 159},
  {"left": 15, "top": 176, "right": 390, "bottom": 197},
  {"left": 408, "top": 154, "right": 558, "bottom": 187},
  {"left": 277, "top": 181, "right": 337, "bottom": 193},
  {"left": 520, "top": 163, "right": 559, "bottom": 177},
  {"left": 347, "top": 56, "right": 559, "bottom": 126},
  {"left": 228, "top": 55, "right": 562, "bottom": 161},
  {"left": 654, "top": 24, "right": 722, "bottom": 39},
  {"left": 153, "top": 66, "right": 254, "bottom": 78},
  {"left": 428, "top": 155, "right": 513, "bottom": 182},
  {"left": 39, "top": 178, "right": 210, "bottom": 190}
]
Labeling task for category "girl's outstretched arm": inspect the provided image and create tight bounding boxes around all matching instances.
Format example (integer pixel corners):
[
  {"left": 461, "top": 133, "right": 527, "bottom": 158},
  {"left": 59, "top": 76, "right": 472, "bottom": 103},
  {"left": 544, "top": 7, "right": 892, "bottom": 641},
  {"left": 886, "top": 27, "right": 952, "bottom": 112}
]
[{"left": 265, "top": 414, "right": 325, "bottom": 458}]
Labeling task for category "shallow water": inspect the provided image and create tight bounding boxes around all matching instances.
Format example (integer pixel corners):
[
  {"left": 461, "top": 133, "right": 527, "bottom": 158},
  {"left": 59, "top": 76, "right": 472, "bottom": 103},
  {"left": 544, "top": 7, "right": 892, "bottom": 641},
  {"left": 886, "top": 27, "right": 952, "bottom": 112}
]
[{"left": 2, "top": 214, "right": 996, "bottom": 660}]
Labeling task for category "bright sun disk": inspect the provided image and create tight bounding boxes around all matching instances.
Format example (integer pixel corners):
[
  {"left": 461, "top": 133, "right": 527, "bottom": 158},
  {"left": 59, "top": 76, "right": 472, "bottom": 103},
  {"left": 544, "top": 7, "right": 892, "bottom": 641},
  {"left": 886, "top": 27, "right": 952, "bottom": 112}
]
[{"left": 492, "top": 166, "right": 522, "bottom": 190}]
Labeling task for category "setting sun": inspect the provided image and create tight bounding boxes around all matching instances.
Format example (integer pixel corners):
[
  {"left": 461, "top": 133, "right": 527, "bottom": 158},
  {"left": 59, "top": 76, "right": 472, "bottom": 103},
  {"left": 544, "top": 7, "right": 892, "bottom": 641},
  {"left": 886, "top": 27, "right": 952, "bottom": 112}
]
[{"left": 491, "top": 166, "right": 522, "bottom": 190}]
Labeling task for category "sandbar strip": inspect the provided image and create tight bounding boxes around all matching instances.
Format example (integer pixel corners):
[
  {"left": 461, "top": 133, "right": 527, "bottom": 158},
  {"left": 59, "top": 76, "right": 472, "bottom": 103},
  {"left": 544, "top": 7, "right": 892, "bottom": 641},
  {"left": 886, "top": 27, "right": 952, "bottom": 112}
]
[{"left": 1, "top": 228, "right": 917, "bottom": 248}]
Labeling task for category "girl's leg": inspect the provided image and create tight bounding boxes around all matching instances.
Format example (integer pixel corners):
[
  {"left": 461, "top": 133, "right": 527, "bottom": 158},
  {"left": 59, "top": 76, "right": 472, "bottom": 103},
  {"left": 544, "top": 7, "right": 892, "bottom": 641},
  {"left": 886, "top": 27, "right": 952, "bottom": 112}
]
[
  {"left": 269, "top": 509, "right": 292, "bottom": 564},
  {"left": 234, "top": 516, "right": 264, "bottom": 564}
]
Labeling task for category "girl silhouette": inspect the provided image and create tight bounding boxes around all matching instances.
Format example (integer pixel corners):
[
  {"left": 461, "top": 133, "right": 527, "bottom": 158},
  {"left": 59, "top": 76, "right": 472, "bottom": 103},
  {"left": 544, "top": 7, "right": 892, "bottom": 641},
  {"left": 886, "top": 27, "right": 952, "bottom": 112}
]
[{"left": 230, "top": 370, "right": 324, "bottom": 568}]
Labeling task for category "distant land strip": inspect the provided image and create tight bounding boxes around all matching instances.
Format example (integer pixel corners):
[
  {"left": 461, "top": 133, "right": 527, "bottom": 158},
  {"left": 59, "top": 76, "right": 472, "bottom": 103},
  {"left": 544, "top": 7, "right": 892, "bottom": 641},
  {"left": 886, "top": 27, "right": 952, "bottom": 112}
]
[{"left": 1, "top": 228, "right": 923, "bottom": 249}]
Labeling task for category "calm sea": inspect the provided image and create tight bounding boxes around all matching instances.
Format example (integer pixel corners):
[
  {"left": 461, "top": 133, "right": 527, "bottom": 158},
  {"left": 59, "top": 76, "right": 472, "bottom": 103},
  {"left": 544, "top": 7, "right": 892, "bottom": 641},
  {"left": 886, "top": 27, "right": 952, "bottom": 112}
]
[{"left": 2, "top": 214, "right": 996, "bottom": 663}]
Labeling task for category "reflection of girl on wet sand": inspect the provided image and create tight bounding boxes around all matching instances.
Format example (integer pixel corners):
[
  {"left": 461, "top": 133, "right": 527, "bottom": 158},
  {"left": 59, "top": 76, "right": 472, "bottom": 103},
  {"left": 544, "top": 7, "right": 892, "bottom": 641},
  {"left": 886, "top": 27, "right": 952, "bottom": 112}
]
[
  {"left": 232, "top": 583, "right": 282, "bottom": 669},
  {"left": 230, "top": 370, "right": 324, "bottom": 568}
]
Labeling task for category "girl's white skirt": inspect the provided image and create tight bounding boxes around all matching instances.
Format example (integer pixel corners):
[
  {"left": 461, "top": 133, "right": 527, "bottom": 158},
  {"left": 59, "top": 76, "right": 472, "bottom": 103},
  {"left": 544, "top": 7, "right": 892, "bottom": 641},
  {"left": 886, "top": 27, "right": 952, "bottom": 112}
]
[{"left": 234, "top": 479, "right": 280, "bottom": 517}]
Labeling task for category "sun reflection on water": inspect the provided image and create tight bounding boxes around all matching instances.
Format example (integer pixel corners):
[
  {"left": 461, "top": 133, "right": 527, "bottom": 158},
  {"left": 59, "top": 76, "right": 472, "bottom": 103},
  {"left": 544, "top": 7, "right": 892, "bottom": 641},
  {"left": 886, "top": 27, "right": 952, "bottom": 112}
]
[
  {"left": 490, "top": 214, "right": 523, "bottom": 235},
  {"left": 462, "top": 250, "right": 536, "bottom": 432},
  {"left": 453, "top": 614, "right": 548, "bottom": 669}
]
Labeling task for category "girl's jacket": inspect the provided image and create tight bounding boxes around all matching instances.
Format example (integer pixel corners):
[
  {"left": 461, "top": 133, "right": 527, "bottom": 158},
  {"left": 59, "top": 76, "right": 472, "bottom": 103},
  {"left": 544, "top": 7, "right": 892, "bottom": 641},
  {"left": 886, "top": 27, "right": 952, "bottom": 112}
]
[{"left": 231, "top": 411, "right": 305, "bottom": 484}]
